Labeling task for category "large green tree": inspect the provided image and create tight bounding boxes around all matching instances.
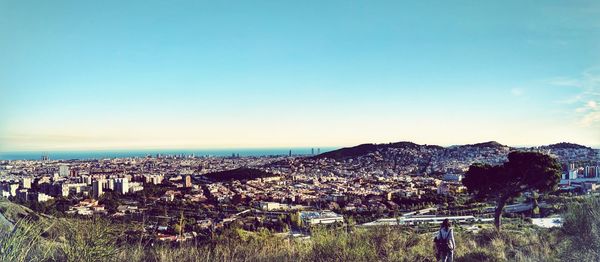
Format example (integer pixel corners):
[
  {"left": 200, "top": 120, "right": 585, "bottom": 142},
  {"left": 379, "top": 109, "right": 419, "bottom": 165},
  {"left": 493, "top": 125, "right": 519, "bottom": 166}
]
[{"left": 463, "top": 151, "right": 561, "bottom": 230}]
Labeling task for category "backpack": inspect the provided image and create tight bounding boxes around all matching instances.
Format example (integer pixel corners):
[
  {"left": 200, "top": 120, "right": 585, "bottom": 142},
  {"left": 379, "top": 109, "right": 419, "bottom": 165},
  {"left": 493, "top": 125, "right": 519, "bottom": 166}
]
[{"left": 434, "top": 229, "right": 452, "bottom": 252}]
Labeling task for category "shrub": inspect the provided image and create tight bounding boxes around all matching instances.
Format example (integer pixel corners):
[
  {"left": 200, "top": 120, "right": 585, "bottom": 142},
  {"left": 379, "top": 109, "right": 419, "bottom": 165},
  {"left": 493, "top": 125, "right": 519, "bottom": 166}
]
[
  {"left": 560, "top": 197, "right": 600, "bottom": 261},
  {"left": 53, "top": 219, "right": 122, "bottom": 261}
]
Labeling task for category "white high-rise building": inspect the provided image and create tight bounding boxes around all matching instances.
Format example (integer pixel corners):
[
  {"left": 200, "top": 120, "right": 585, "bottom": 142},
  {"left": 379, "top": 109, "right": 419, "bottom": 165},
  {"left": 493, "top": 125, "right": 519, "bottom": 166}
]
[
  {"left": 59, "top": 165, "right": 70, "bottom": 177},
  {"left": 35, "top": 193, "right": 53, "bottom": 202},
  {"left": 21, "top": 177, "right": 32, "bottom": 189},
  {"left": 81, "top": 175, "right": 92, "bottom": 185},
  {"left": 61, "top": 184, "right": 70, "bottom": 197},
  {"left": 92, "top": 180, "right": 104, "bottom": 198},
  {"left": 103, "top": 179, "right": 115, "bottom": 190},
  {"left": 9, "top": 183, "right": 19, "bottom": 197}
]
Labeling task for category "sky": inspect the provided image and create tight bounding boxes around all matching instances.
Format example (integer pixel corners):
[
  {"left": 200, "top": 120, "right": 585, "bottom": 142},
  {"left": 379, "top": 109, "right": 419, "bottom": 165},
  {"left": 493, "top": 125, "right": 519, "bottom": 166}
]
[{"left": 1, "top": 0, "right": 599, "bottom": 151}]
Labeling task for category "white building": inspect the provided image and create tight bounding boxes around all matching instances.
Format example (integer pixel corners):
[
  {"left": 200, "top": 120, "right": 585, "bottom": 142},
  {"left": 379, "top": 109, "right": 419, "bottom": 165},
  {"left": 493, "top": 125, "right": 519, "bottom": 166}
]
[
  {"left": 103, "top": 179, "right": 115, "bottom": 191},
  {"left": 128, "top": 182, "right": 144, "bottom": 193},
  {"left": 361, "top": 215, "right": 480, "bottom": 227},
  {"left": 145, "top": 174, "right": 164, "bottom": 185},
  {"left": 92, "top": 180, "right": 104, "bottom": 198},
  {"left": 300, "top": 210, "right": 344, "bottom": 226},
  {"left": 34, "top": 193, "right": 54, "bottom": 202},
  {"left": 64, "top": 183, "right": 87, "bottom": 195},
  {"left": 60, "top": 184, "right": 70, "bottom": 197},
  {"left": 21, "top": 177, "right": 32, "bottom": 189},
  {"left": 259, "top": 202, "right": 287, "bottom": 211},
  {"left": 442, "top": 174, "right": 463, "bottom": 182},
  {"left": 81, "top": 175, "right": 92, "bottom": 185},
  {"left": 59, "top": 165, "right": 70, "bottom": 177},
  {"left": 8, "top": 183, "right": 19, "bottom": 197}
]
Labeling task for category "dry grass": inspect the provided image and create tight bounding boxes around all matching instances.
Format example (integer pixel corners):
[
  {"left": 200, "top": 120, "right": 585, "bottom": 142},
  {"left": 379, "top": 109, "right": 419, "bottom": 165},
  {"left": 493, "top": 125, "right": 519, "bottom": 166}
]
[{"left": 4, "top": 197, "right": 600, "bottom": 261}]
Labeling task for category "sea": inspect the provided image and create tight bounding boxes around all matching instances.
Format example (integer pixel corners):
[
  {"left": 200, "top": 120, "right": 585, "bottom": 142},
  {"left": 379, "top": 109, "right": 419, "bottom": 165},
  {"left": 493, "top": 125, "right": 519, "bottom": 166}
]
[{"left": 0, "top": 147, "right": 337, "bottom": 161}]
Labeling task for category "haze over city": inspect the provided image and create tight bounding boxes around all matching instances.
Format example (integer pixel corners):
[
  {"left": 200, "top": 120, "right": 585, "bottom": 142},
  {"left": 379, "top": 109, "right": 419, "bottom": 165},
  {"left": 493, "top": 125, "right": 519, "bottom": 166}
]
[{"left": 1, "top": 1, "right": 599, "bottom": 151}]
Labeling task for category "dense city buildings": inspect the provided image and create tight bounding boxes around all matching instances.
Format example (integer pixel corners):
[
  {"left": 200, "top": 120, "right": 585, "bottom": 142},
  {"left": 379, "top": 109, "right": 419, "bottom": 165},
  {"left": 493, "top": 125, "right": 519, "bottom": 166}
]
[{"left": 0, "top": 141, "right": 598, "bottom": 242}]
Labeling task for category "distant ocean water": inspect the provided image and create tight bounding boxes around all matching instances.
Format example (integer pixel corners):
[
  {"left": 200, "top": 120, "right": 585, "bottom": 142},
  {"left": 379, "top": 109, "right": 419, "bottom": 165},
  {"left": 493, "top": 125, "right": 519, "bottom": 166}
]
[{"left": 0, "top": 148, "right": 337, "bottom": 161}]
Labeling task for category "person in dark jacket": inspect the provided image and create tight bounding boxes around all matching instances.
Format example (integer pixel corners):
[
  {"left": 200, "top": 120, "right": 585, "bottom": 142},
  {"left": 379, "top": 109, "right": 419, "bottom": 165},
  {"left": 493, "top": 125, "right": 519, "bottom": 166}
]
[{"left": 434, "top": 219, "right": 455, "bottom": 262}]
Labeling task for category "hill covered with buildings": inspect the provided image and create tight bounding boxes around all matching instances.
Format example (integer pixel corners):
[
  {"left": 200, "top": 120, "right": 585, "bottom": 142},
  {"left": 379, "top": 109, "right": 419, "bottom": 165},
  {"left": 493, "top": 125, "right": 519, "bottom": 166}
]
[{"left": 305, "top": 141, "right": 599, "bottom": 176}]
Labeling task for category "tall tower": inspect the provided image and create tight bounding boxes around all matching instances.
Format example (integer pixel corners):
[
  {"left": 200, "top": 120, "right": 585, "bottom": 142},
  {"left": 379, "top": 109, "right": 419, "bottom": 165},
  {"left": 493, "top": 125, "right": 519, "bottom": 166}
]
[
  {"left": 597, "top": 149, "right": 600, "bottom": 178},
  {"left": 184, "top": 175, "right": 192, "bottom": 188},
  {"left": 21, "top": 177, "right": 32, "bottom": 189},
  {"left": 115, "top": 178, "right": 129, "bottom": 195},
  {"left": 585, "top": 166, "right": 591, "bottom": 178},
  {"left": 59, "top": 165, "right": 70, "bottom": 177},
  {"left": 92, "top": 180, "right": 104, "bottom": 198}
]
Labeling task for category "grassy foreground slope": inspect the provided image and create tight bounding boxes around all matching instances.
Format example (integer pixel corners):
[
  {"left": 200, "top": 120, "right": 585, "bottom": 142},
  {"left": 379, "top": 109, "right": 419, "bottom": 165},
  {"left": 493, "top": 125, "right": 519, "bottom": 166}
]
[
  {"left": 0, "top": 198, "right": 39, "bottom": 228},
  {"left": 1, "top": 197, "right": 598, "bottom": 262}
]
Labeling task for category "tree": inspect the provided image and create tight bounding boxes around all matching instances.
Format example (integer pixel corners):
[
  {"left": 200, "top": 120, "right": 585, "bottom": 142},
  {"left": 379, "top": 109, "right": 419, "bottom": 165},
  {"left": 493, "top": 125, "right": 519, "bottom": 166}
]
[
  {"left": 463, "top": 151, "right": 561, "bottom": 230},
  {"left": 290, "top": 211, "right": 302, "bottom": 229},
  {"left": 98, "top": 192, "right": 120, "bottom": 214}
]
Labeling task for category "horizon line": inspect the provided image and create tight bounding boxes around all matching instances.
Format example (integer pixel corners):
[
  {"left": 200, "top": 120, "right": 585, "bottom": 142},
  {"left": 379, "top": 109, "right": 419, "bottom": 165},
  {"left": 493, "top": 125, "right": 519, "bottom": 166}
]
[{"left": 2, "top": 140, "right": 599, "bottom": 153}]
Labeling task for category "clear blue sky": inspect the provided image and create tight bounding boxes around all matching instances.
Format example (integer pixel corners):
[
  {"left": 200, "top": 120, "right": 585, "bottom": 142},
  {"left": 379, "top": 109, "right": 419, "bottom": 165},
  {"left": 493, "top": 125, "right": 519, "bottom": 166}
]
[{"left": 1, "top": 0, "right": 599, "bottom": 151}]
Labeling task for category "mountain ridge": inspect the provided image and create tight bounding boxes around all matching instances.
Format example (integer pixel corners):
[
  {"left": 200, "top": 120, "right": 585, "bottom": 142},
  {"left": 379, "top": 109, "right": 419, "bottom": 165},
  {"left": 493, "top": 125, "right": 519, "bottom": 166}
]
[{"left": 314, "top": 141, "right": 594, "bottom": 161}]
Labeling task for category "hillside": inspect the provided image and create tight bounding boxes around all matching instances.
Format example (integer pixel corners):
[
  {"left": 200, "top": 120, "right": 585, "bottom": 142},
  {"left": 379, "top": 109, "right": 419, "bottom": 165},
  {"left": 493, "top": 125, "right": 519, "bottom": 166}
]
[
  {"left": 464, "top": 141, "right": 508, "bottom": 149},
  {"left": 542, "top": 142, "right": 592, "bottom": 150},
  {"left": 1, "top": 197, "right": 598, "bottom": 261},
  {"left": 308, "top": 141, "right": 596, "bottom": 176},
  {"left": 314, "top": 141, "right": 444, "bottom": 160},
  {"left": 314, "top": 141, "right": 511, "bottom": 161},
  {"left": 315, "top": 141, "right": 596, "bottom": 161},
  {"left": 202, "top": 167, "right": 277, "bottom": 182},
  {"left": 0, "top": 198, "right": 39, "bottom": 230}
]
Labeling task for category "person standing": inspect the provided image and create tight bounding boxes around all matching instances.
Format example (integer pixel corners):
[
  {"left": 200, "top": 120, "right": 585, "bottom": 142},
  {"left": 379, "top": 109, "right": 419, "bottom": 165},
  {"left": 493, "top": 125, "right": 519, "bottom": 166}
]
[{"left": 434, "top": 219, "right": 455, "bottom": 262}]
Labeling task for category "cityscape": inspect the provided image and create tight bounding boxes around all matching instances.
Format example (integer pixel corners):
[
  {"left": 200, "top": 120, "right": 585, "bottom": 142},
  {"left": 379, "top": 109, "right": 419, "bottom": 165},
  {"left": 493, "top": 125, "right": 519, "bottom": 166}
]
[
  {"left": 1, "top": 0, "right": 600, "bottom": 261},
  {"left": 1, "top": 141, "right": 599, "bottom": 243}
]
